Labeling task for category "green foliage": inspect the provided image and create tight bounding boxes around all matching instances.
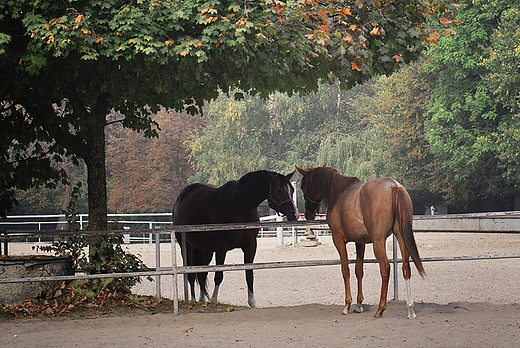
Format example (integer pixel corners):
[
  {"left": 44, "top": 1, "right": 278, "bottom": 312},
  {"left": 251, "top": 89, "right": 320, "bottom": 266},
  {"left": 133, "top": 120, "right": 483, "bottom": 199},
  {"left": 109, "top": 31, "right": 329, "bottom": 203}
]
[
  {"left": 39, "top": 234, "right": 149, "bottom": 289},
  {"left": 37, "top": 190, "right": 149, "bottom": 289},
  {"left": 188, "top": 80, "right": 379, "bottom": 186},
  {"left": 485, "top": 6, "right": 520, "bottom": 112},
  {"left": 483, "top": 5, "right": 520, "bottom": 187},
  {"left": 0, "top": 0, "right": 460, "bottom": 223},
  {"left": 419, "top": 0, "right": 516, "bottom": 208}
]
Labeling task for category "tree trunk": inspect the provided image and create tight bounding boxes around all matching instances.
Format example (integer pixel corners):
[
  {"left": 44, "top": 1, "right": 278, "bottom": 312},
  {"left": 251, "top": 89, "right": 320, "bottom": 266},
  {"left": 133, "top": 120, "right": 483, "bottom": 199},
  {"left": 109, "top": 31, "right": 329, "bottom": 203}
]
[
  {"left": 85, "top": 95, "right": 109, "bottom": 267},
  {"left": 87, "top": 119, "right": 107, "bottom": 232}
]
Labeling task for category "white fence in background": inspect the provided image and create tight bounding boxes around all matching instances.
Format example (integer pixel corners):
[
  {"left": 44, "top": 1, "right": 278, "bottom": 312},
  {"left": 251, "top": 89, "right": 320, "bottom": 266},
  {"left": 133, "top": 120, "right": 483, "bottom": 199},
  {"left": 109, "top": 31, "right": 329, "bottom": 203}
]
[
  {"left": 0, "top": 213, "right": 316, "bottom": 245},
  {"left": 0, "top": 212, "right": 173, "bottom": 231}
]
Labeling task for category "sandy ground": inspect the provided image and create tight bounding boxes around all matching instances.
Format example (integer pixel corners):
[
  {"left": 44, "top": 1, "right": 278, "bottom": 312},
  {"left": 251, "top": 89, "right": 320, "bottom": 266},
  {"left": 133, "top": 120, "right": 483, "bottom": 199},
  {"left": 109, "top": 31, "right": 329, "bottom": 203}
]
[{"left": 2, "top": 232, "right": 520, "bottom": 347}]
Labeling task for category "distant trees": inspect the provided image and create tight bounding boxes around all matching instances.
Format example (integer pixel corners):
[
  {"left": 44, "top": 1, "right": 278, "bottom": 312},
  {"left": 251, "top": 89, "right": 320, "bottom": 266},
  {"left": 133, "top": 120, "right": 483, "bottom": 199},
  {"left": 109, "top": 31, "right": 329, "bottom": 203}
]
[
  {"left": 371, "top": 57, "right": 439, "bottom": 206},
  {"left": 188, "top": 82, "right": 379, "bottom": 186},
  {"left": 106, "top": 108, "right": 205, "bottom": 213},
  {"left": 186, "top": 1, "right": 520, "bottom": 214},
  {"left": 12, "top": 108, "right": 204, "bottom": 214},
  {"left": 421, "top": 0, "right": 518, "bottom": 211}
]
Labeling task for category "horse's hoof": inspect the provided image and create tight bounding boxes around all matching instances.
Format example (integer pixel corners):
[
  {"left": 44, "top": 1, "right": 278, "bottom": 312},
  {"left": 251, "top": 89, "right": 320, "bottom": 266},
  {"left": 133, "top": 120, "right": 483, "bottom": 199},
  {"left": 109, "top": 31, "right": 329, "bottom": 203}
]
[
  {"left": 342, "top": 306, "right": 351, "bottom": 315},
  {"left": 352, "top": 304, "right": 364, "bottom": 313}
]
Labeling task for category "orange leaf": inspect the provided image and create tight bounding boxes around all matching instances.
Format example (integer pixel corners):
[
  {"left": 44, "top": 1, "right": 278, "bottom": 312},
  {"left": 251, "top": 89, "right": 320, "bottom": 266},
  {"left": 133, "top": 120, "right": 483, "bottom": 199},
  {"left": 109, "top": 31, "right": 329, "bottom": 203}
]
[
  {"left": 349, "top": 25, "right": 357, "bottom": 31},
  {"left": 256, "top": 33, "right": 267, "bottom": 40},
  {"left": 370, "top": 27, "right": 380, "bottom": 36},
  {"left": 426, "top": 35, "right": 438, "bottom": 44},
  {"left": 74, "top": 14, "right": 84, "bottom": 23},
  {"left": 351, "top": 62, "right": 361, "bottom": 71},
  {"left": 339, "top": 8, "right": 352, "bottom": 16}
]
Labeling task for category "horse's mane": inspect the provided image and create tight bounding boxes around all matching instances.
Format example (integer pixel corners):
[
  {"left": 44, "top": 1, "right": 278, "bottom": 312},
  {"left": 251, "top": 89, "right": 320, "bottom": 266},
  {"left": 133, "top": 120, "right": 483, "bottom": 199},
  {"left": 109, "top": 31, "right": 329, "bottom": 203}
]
[{"left": 309, "top": 166, "right": 361, "bottom": 203}]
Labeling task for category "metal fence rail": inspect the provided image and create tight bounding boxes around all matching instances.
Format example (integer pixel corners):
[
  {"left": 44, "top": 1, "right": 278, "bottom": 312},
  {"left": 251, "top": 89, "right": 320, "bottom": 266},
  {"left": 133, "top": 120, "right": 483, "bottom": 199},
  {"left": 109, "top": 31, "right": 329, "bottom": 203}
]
[{"left": 1, "top": 213, "right": 520, "bottom": 316}]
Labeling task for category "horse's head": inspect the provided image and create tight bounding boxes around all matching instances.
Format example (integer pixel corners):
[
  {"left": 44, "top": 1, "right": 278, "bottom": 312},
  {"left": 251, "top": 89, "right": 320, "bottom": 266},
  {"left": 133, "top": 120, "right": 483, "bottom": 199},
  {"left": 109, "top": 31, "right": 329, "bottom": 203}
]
[
  {"left": 296, "top": 165, "right": 323, "bottom": 220},
  {"left": 267, "top": 171, "right": 299, "bottom": 221}
]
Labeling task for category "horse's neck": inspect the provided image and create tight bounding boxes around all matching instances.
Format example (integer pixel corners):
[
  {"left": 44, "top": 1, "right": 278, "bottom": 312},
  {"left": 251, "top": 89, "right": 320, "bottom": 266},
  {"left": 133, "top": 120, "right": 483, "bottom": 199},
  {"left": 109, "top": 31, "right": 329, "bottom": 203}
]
[
  {"left": 325, "top": 172, "right": 361, "bottom": 204},
  {"left": 235, "top": 172, "right": 269, "bottom": 209}
]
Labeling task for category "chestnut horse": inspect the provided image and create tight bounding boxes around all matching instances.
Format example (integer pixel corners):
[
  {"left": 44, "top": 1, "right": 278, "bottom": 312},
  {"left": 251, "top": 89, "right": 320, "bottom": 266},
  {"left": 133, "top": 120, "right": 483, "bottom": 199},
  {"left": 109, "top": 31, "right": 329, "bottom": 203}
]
[
  {"left": 173, "top": 170, "right": 298, "bottom": 308},
  {"left": 296, "top": 165, "right": 425, "bottom": 318}
]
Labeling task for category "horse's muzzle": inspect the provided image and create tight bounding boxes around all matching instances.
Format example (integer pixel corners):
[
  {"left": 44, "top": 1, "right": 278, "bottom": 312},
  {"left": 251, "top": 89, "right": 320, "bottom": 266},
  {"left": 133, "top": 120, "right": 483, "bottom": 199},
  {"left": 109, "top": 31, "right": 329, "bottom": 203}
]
[
  {"left": 286, "top": 210, "right": 299, "bottom": 221},
  {"left": 305, "top": 211, "right": 316, "bottom": 220}
]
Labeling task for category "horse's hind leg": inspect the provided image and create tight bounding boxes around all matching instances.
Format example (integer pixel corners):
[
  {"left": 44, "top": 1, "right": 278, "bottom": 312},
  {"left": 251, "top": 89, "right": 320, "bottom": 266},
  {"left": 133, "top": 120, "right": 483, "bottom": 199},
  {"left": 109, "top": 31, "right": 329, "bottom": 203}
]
[
  {"left": 196, "top": 272, "right": 209, "bottom": 302},
  {"left": 193, "top": 248, "right": 213, "bottom": 302},
  {"left": 187, "top": 273, "right": 197, "bottom": 302},
  {"left": 373, "top": 240, "right": 390, "bottom": 318},
  {"left": 353, "top": 242, "right": 365, "bottom": 313},
  {"left": 210, "top": 250, "right": 226, "bottom": 304},
  {"left": 395, "top": 233, "right": 416, "bottom": 318},
  {"left": 182, "top": 240, "right": 197, "bottom": 302}
]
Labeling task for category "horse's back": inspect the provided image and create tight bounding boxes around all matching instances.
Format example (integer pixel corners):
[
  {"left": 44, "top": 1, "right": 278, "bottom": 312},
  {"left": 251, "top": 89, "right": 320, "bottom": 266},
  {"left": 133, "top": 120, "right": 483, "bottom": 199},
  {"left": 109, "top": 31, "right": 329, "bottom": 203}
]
[
  {"left": 172, "top": 181, "right": 259, "bottom": 252},
  {"left": 173, "top": 182, "right": 218, "bottom": 225}
]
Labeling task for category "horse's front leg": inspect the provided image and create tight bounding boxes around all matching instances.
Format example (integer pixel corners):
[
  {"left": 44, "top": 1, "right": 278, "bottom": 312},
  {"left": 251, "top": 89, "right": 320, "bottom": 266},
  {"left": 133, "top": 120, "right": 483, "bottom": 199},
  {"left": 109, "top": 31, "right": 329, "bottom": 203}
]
[
  {"left": 243, "top": 239, "right": 258, "bottom": 308},
  {"left": 210, "top": 250, "right": 226, "bottom": 303},
  {"left": 353, "top": 242, "right": 365, "bottom": 313},
  {"left": 332, "top": 233, "right": 352, "bottom": 315}
]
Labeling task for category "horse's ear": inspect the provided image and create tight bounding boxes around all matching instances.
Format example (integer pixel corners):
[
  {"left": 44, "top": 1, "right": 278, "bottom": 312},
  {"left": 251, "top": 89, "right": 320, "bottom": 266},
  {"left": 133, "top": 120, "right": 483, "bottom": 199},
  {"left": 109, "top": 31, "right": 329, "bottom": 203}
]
[
  {"left": 286, "top": 170, "right": 295, "bottom": 180},
  {"left": 295, "top": 166, "right": 307, "bottom": 176},
  {"left": 322, "top": 163, "right": 327, "bottom": 167}
]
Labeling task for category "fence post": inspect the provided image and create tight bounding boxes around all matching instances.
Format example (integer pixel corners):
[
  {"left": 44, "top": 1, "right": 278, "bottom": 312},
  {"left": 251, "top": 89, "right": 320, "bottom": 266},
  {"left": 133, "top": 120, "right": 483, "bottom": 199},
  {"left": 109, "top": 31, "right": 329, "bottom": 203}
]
[
  {"left": 1, "top": 231, "right": 7, "bottom": 256},
  {"left": 155, "top": 231, "right": 161, "bottom": 299},
  {"left": 276, "top": 216, "right": 284, "bottom": 246},
  {"left": 171, "top": 231, "right": 179, "bottom": 316},
  {"left": 181, "top": 232, "right": 189, "bottom": 301}
]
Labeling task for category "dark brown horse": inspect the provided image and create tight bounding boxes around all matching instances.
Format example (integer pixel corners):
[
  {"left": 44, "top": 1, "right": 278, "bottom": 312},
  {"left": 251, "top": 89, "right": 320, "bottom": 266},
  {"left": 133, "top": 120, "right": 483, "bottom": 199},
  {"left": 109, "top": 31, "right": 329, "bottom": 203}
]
[
  {"left": 296, "top": 165, "right": 425, "bottom": 318},
  {"left": 173, "top": 170, "right": 298, "bottom": 308}
]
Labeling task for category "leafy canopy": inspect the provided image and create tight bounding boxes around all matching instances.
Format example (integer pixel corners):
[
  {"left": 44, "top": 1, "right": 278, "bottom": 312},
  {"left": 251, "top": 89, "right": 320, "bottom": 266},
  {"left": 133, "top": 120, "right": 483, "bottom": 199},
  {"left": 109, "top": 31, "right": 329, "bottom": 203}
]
[
  {"left": 1, "top": 0, "right": 457, "bottom": 218},
  {"left": 3, "top": 0, "right": 458, "bottom": 94}
]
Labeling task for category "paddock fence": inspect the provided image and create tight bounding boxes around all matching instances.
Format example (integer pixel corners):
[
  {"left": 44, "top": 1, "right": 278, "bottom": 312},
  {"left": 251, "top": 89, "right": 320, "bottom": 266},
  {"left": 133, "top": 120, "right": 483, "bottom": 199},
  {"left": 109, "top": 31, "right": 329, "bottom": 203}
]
[{"left": 1, "top": 212, "right": 520, "bottom": 316}]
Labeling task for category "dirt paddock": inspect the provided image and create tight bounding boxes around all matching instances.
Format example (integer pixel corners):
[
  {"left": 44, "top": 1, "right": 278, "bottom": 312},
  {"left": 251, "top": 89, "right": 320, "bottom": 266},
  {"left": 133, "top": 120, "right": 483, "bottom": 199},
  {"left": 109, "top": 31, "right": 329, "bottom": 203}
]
[{"left": 1, "top": 232, "right": 519, "bottom": 347}]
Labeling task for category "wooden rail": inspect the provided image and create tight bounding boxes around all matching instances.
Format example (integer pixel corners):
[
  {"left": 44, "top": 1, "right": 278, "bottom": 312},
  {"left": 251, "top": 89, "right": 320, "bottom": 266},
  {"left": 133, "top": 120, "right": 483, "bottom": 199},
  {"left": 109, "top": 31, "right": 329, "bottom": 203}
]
[{"left": 1, "top": 212, "right": 519, "bottom": 315}]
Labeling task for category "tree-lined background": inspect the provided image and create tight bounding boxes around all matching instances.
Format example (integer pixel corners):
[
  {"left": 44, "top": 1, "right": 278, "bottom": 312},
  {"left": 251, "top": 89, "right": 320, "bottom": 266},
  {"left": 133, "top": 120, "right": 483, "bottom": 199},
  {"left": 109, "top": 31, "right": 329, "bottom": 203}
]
[{"left": 3, "top": 0, "right": 519, "bottom": 218}]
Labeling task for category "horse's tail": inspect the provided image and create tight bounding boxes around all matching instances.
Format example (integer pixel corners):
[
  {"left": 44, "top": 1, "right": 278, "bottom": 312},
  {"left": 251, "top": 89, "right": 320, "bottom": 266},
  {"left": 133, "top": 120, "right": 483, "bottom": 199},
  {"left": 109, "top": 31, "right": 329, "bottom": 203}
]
[
  {"left": 196, "top": 273, "right": 211, "bottom": 301},
  {"left": 393, "top": 185, "right": 426, "bottom": 278}
]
